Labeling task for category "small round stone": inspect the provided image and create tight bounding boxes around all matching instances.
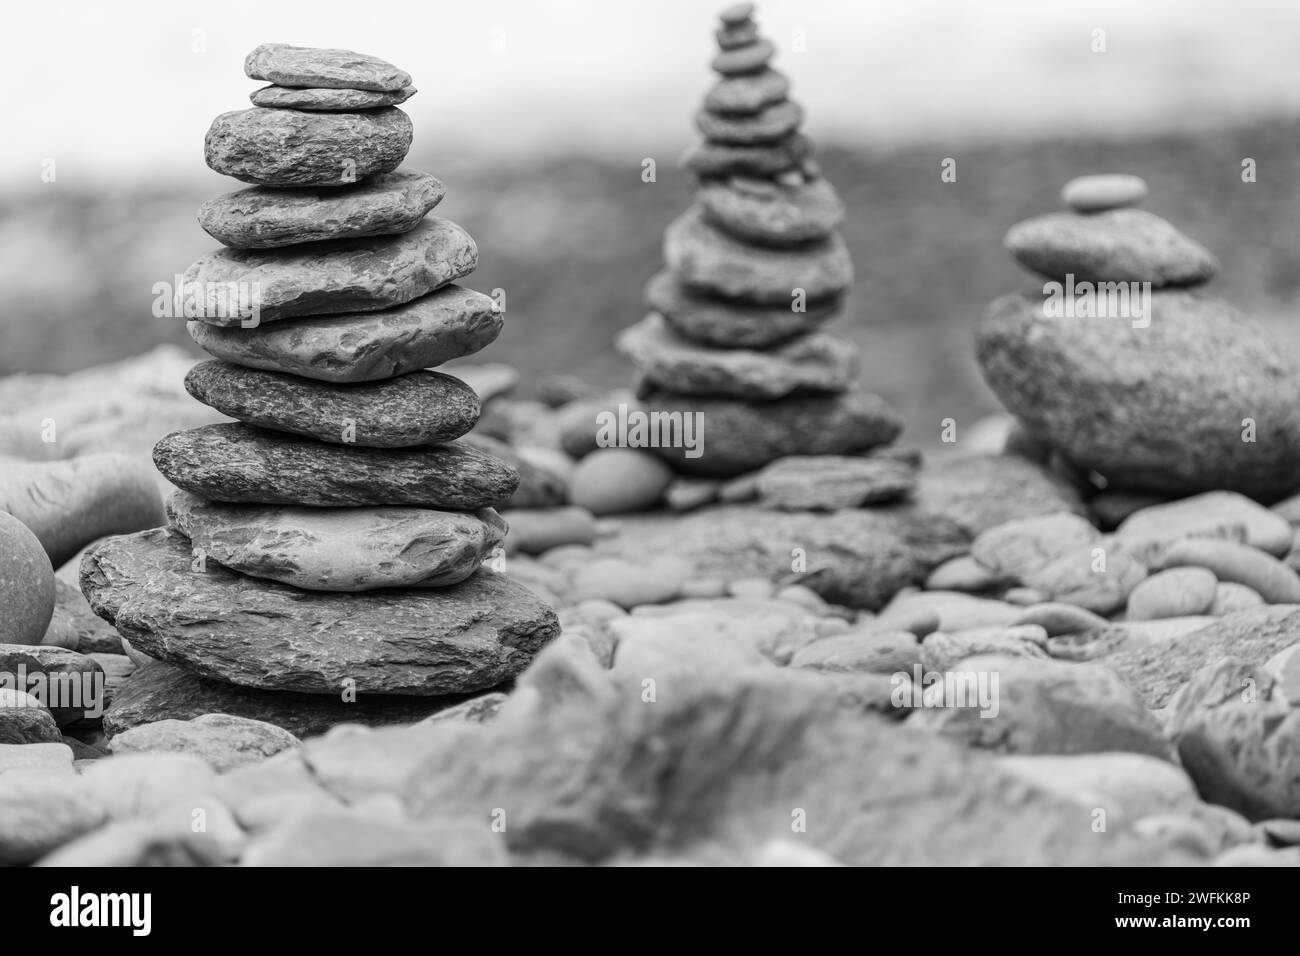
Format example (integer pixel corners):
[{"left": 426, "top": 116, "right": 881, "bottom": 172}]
[
  {"left": 682, "top": 134, "right": 811, "bottom": 178},
  {"left": 0, "top": 511, "right": 55, "bottom": 646},
  {"left": 644, "top": 270, "right": 839, "bottom": 349},
  {"left": 569, "top": 449, "right": 674, "bottom": 516},
  {"left": 716, "top": 21, "right": 759, "bottom": 49},
  {"left": 719, "top": 2, "right": 756, "bottom": 25},
  {"left": 1061, "top": 174, "right": 1149, "bottom": 213},
  {"left": 698, "top": 175, "right": 844, "bottom": 246}
]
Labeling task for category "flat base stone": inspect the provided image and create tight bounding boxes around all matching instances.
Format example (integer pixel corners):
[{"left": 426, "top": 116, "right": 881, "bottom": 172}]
[{"left": 80, "top": 529, "right": 559, "bottom": 696}]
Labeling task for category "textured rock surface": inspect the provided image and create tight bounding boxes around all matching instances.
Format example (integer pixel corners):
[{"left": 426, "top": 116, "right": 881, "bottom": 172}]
[
  {"left": 0, "top": 454, "right": 164, "bottom": 568},
  {"left": 640, "top": 388, "right": 902, "bottom": 478},
  {"left": 619, "top": 313, "right": 856, "bottom": 399},
  {"left": 0, "top": 511, "right": 55, "bottom": 645},
  {"left": 644, "top": 270, "right": 838, "bottom": 348},
  {"left": 205, "top": 107, "right": 413, "bottom": 187},
  {"left": 977, "top": 292, "right": 1300, "bottom": 500},
  {"left": 910, "top": 654, "right": 1172, "bottom": 759},
  {"left": 184, "top": 361, "right": 480, "bottom": 447},
  {"left": 1177, "top": 701, "right": 1300, "bottom": 821},
  {"left": 188, "top": 284, "right": 501, "bottom": 382},
  {"left": 109, "top": 713, "right": 299, "bottom": 771},
  {"left": 1097, "top": 606, "right": 1300, "bottom": 706},
  {"left": 103, "top": 661, "right": 482, "bottom": 738},
  {"left": 244, "top": 42, "right": 412, "bottom": 91},
  {"left": 1004, "top": 209, "right": 1217, "bottom": 286},
  {"left": 909, "top": 453, "right": 1086, "bottom": 537},
  {"left": 754, "top": 455, "right": 917, "bottom": 510},
  {"left": 602, "top": 504, "right": 966, "bottom": 610},
  {"left": 198, "top": 170, "right": 443, "bottom": 249},
  {"left": 0, "top": 688, "right": 62, "bottom": 744},
  {"left": 665, "top": 205, "right": 852, "bottom": 304},
  {"left": 400, "top": 668, "right": 1191, "bottom": 864},
  {"left": 249, "top": 84, "right": 415, "bottom": 110},
  {"left": 81, "top": 529, "right": 559, "bottom": 695},
  {"left": 183, "top": 218, "right": 476, "bottom": 325},
  {"left": 154, "top": 424, "right": 518, "bottom": 508},
  {"left": 698, "top": 175, "right": 844, "bottom": 246},
  {"left": 167, "top": 491, "right": 506, "bottom": 591}
]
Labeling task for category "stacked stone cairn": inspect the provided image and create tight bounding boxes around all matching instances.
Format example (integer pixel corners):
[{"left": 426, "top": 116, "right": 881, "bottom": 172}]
[
  {"left": 79, "top": 43, "right": 559, "bottom": 705},
  {"left": 611, "top": 3, "right": 908, "bottom": 511}
]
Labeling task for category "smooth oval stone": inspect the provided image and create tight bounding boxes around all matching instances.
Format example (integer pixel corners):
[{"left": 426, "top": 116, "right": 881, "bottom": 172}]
[
  {"left": 166, "top": 491, "right": 505, "bottom": 591},
  {"left": 711, "top": 38, "right": 775, "bottom": 75},
  {"left": 698, "top": 176, "right": 844, "bottom": 246},
  {"left": 682, "top": 134, "right": 811, "bottom": 178},
  {"left": 0, "top": 512, "right": 55, "bottom": 646},
  {"left": 719, "top": 2, "right": 756, "bottom": 25},
  {"left": 184, "top": 217, "right": 477, "bottom": 326},
  {"left": 755, "top": 455, "right": 917, "bottom": 511},
  {"left": 644, "top": 271, "right": 838, "bottom": 348},
  {"left": 198, "top": 170, "right": 444, "bottom": 249},
  {"left": 205, "top": 107, "right": 412, "bottom": 188},
  {"left": 1004, "top": 209, "right": 1217, "bottom": 286},
  {"left": 249, "top": 84, "right": 416, "bottom": 111},
  {"left": 1021, "top": 544, "right": 1147, "bottom": 615},
  {"left": 109, "top": 713, "right": 299, "bottom": 772},
  {"left": 1158, "top": 538, "right": 1300, "bottom": 604},
  {"left": 570, "top": 556, "right": 691, "bottom": 609},
  {"left": 639, "top": 388, "right": 902, "bottom": 478},
  {"left": 703, "top": 68, "right": 791, "bottom": 115},
  {"left": 925, "top": 555, "right": 1008, "bottom": 592},
  {"left": 153, "top": 424, "right": 518, "bottom": 508},
  {"left": 1012, "top": 602, "right": 1109, "bottom": 637},
  {"left": 971, "top": 512, "right": 1100, "bottom": 580},
  {"left": 501, "top": 507, "right": 598, "bottom": 555},
  {"left": 81, "top": 529, "right": 559, "bottom": 696},
  {"left": 664, "top": 205, "right": 852, "bottom": 304},
  {"left": 696, "top": 100, "right": 803, "bottom": 145},
  {"left": 619, "top": 312, "right": 857, "bottom": 399},
  {"left": 977, "top": 292, "right": 1300, "bottom": 500},
  {"left": 184, "top": 361, "right": 480, "bottom": 447},
  {"left": 1116, "top": 491, "right": 1293, "bottom": 561},
  {"left": 1061, "top": 174, "right": 1148, "bottom": 213},
  {"left": 244, "top": 43, "right": 412, "bottom": 92},
  {"left": 0, "top": 454, "right": 164, "bottom": 569},
  {"left": 568, "top": 449, "right": 673, "bottom": 516},
  {"left": 188, "top": 285, "right": 501, "bottom": 383},
  {"left": 1126, "top": 567, "right": 1218, "bottom": 621}
]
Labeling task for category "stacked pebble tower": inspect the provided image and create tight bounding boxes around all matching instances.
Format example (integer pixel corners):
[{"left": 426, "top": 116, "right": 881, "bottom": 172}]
[
  {"left": 617, "top": 3, "right": 903, "bottom": 481},
  {"left": 81, "top": 43, "right": 558, "bottom": 702}
]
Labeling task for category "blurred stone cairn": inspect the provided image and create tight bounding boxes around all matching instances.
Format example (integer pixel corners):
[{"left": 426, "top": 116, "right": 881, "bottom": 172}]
[
  {"left": 560, "top": 2, "right": 909, "bottom": 518},
  {"left": 78, "top": 44, "right": 560, "bottom": 705}
]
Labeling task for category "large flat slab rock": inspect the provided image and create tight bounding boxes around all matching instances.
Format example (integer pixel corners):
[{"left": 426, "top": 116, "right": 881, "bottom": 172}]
[
  {"left": 184, "top": 361, "right": 480, "bottom": 447},
  {"left": 601, "top": 503, "right": 966, "bottom": 610},
  {"left": 153, "top": 423, "right": 518, "bottom": 508},
  {"left": 80, "top": 529, "right": 559, "bottom": 696},
  {"left": 183, "top": 217, "right": 477, "bottom": 325},
  {"left": 205, "top": 107, "right": 413, "bottom": 187},
  {"left": 103, "top": 661, "right": 490, "bottom": 739},
  {"left": 187, "top": 285, "right": 502, "bottom": 383},
  {"left": 167, "top": 491, "right": 506, "bottom": 591},
  {"left": 244, "top": 43, "right": 412, "bottom": 92},
  {"left": 198, "top": 170, "right": 443, "bottom": 249}
]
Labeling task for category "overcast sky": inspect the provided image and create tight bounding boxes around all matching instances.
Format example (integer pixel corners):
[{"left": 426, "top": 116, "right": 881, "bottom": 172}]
[{"left": 6, "top": 0, "right": 1300, "bottom": 189}]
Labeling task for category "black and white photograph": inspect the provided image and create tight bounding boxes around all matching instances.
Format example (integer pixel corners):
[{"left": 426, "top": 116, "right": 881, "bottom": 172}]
[{"left": 1, "top": 0, "right": 1298, "bottom": 904}]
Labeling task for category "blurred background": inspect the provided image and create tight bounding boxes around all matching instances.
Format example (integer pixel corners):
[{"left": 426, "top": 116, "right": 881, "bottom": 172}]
[{"left": 5, "top": 0, "right": 1300, "bottom": 446}]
